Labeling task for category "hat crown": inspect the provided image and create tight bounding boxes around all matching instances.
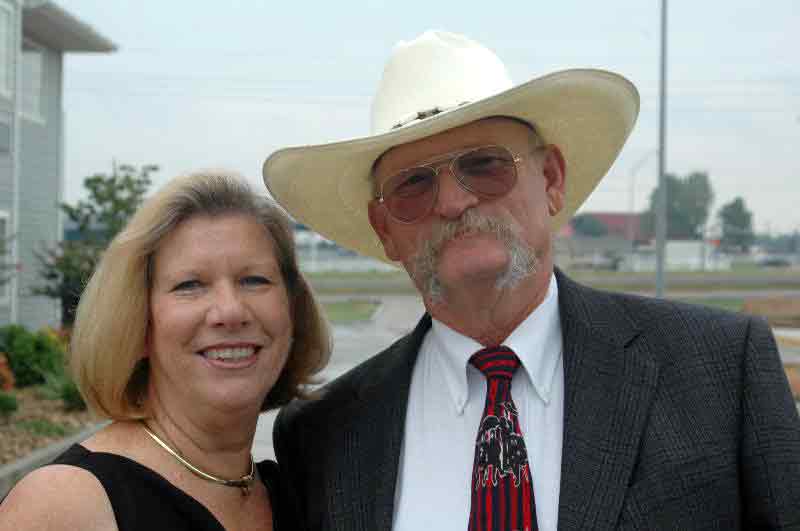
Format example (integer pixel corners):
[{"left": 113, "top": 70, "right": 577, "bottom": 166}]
[{"left": 370, "top": 30, "right": 514, "bottom": 134}]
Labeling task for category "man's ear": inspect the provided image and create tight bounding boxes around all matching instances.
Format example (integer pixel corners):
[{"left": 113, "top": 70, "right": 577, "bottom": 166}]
[
  {"left": 541, "top": 145, "right": 566, "bottom": 216},
  {"left": 367, "top": 199, "right": 400, "bottom": 261}
]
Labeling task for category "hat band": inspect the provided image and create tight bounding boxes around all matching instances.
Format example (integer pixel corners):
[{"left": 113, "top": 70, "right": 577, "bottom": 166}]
[{"left": 391, "top": 101, "right": 472, "bottom": 130}]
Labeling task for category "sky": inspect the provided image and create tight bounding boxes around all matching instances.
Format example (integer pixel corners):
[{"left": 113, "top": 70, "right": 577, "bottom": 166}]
[{"left": 57, "top": 1, "right": 800, "bottom": 235}]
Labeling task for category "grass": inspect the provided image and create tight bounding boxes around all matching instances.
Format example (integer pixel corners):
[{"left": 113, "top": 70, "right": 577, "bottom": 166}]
[
  {"left": 307, "top": 271, "right": 416, "bottom": 295},
  {"left": 565, "top": 269, "right": 800, "bottom": 293},
  {"left": 306, "top": 270, "right": 403, "bottom": 281},
  {"left": 322, "top": 300, "right": 380, "bottom": 324},
  {"left": 304, "top": 268, "right": 800, "bottom": 295},
  {"left": 15, "top": 418, "right": 70, "bottom": 438}
]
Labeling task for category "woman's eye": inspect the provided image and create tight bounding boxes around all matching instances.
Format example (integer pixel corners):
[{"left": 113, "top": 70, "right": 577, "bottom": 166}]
[
  {"left": 242, "top": 276, "right": 270, "bottom": 287},
  {"left": 172, "top": 279, "right": 202, "bottom": 292}
]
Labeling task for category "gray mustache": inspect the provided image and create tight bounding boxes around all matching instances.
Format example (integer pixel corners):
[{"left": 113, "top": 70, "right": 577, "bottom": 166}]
[
  {"left": 412, "top": 209, "right": 538, "bottom": 303},
  {"left": 428, "top": 209, "right": 518, "bottom": 251}
]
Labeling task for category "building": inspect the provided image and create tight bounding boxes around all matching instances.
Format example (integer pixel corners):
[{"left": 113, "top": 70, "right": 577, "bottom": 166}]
[
  {"left": 555, "top": 212, "right": 645, "bottom": 270},
  {"left": 0, "top": 1, "right": 115, "bottom": 329},
  {"left": 555, "top": 211, "right": 732, "bottom": 272}
]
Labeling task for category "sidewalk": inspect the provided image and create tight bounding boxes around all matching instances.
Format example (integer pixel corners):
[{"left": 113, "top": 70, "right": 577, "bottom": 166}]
[{"left": 253, "top": 295, "right": 424, "bottom": 461}]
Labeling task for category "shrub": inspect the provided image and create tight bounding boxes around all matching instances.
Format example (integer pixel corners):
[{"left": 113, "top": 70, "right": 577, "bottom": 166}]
[
  {"left": 0, "top": 324, "right": 85, "bottom": 411},
  {"left": 0, "top": 325, "right": 66, "bottom": 387},
  {"left": 33, "top": 330, "right": 65, "bottom": 374},
  {"left": 0, "top": 325, "right": 38, "bottom": 386},
  {"left": 59, "top": 379, "right": 86, "bottom": 412},
  {"left": 0, "top": 390, "right": 18, "bottom": 423},
  {"left": 41, "top": 327, "right": 71, "bottom": 353},
  {"left": 41, "top": 371, "right": 86, "bottom": 412}
]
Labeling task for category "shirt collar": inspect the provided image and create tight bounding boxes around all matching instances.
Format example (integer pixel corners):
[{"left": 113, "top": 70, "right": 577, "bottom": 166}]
[{"left": 430, "top": 273, "right": 563, "bottom": 415}]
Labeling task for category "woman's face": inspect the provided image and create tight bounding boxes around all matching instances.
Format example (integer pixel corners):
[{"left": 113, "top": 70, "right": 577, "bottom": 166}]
[{"left": 147, "top": 213, "right": 293, "bottom": 417}]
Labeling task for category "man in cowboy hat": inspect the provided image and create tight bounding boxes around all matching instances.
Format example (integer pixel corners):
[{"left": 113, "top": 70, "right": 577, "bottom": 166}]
[{"left": 265, "top": 30, "right": 800, "bottom": 531}]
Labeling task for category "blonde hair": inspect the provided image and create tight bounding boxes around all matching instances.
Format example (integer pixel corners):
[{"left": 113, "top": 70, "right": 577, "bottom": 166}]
[{"left": 70, "top": 170, "right": 331, "bottom": 419}]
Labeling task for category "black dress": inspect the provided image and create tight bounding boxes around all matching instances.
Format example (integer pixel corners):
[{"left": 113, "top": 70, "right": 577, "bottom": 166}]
[{"left": 50, "top": 444, "right": 288, "bottom": 530}]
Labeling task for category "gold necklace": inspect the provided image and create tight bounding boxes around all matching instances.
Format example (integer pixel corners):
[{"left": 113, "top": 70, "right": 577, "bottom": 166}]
[{"left": 140, "top": 420, "right": 256, "bottom": 497}]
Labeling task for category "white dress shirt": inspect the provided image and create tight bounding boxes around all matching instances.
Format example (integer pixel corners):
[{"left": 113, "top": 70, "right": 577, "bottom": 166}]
[{"left": 393, "top": 274, "right": 564, "bottom": 531}]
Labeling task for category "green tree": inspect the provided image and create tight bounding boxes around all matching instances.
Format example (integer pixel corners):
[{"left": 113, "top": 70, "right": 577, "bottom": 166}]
[
  {"left": 718, "top": 196, "right": 754, "bottom": 252},
  {"left": 33, "top": 163, "right": 156, "bottom": 327},
  {"left": 571, "top": 214, "right": 608, "bottom": 237},
  {"left": 642, "top": 171, "right": 714, "bottom": 240},
  {"left": 61, "top": 163, "right": 157, "bottom": 241}
]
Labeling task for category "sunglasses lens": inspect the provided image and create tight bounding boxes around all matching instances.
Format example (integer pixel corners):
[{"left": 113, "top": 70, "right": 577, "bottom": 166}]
[
  {"left": 455, "top": 146, "right": 517, "bottom": 197},
  {"left": 383, "top": 167, "right": 437, "bottom": 222}
]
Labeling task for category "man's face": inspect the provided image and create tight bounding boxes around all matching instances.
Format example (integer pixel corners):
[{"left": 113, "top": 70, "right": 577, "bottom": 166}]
[{"left": 368, "top": 117, "right": 566, "bottom": 303}]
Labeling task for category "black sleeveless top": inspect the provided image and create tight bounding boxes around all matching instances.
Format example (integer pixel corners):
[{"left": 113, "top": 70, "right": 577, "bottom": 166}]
[{"left": 51, "top": 444, "right": 288, "bottom": 531}]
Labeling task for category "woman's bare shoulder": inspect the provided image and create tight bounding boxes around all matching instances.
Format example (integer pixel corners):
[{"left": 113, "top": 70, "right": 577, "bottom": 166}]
[{"left": 0, "top": 464, "right": 117, "bottom": 531}]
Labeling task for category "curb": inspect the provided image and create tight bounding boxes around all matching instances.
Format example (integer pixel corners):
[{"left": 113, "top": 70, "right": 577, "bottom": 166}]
[{"left": 0, "top": 421, "right": 108, "bottom": 499}]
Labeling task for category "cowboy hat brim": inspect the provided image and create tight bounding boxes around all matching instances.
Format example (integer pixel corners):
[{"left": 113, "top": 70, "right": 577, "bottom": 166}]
[{"left": 263, "top": 68, "right": 639, "bottom": 264}]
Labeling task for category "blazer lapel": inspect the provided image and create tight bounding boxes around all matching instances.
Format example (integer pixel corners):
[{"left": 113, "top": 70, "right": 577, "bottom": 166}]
[
  {"left": 348, "top": 314, "right": 431, "bottom": 531},
  {"left": 555, "top": 271, "right": 659, "bottom": 531}
]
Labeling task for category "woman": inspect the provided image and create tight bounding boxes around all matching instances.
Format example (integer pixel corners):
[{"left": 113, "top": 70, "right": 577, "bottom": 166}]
[{"left": 0, "top": 170, "right": 330, "bottom": 530}]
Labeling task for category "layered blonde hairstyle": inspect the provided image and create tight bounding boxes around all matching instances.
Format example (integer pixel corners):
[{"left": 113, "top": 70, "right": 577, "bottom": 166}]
[{"left": 70, "top": 170, "right": 331, "bottom": 420}]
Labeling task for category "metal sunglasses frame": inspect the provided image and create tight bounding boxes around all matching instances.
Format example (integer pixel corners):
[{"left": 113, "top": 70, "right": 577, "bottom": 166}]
[{"left": 374, "top": 144, "right": 522, "bottom": 224}]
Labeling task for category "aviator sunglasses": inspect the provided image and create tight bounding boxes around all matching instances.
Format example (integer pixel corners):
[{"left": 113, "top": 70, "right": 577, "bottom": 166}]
[{"left": 374, "top": 145, "right": 523, "bottom": 224}]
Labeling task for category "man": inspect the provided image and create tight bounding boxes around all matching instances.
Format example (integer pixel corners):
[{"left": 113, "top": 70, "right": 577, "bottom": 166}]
[{"left": 263, "top": 30, "right": 800, "bottom": 530}]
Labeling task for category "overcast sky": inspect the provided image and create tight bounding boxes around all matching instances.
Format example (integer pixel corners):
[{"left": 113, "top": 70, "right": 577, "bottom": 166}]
[{"left": 57, "top": 1, "right": 800, "bottom": 235}]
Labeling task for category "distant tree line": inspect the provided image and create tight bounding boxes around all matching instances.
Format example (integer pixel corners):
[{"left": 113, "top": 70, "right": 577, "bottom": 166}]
[
  {"left": 571, "top": 170, "right": 758, "bottom": 253},
  {"left": 757, "top": 231, "right": 800, "bottom": 254}
]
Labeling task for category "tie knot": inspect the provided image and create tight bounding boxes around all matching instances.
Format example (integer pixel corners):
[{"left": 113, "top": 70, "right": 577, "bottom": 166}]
[{"left": 469, "top": 346, "right": 521, "bottom": 380}]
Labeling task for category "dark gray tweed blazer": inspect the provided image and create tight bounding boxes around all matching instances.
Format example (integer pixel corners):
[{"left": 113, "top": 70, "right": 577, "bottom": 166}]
[{"left": 274, "top": 271, "right": 800, "bottom": 530}]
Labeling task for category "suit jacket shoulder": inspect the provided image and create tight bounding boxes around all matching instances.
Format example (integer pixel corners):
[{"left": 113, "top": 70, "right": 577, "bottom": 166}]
[{"left": 554, "top": 270, "right": 800, "bottom": 530}]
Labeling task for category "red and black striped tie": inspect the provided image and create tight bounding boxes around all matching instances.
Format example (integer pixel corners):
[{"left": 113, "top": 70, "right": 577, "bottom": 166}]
[{"left": 468, "top": 346, "right": 538, "bottom": 531}]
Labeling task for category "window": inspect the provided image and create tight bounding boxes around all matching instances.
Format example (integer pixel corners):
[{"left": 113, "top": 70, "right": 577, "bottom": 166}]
[
  {"left": 0, "top": 210, "right": 10, "bottom": 304},
  {"left": 0, "top": 1, "right": 13, "bottom": 98},
  {"left": 22, "top": 44, "right": 44, "bottom": 120}
]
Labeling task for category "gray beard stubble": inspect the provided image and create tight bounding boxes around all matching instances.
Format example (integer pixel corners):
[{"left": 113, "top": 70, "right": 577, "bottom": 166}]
[{"left": 410, "top": 209, "right": 539, "bottom": 304}]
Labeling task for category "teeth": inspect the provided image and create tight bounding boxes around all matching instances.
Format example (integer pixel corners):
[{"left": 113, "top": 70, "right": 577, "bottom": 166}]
[{"left": 203, "top": 347, "right": 256, "bottom": 360}]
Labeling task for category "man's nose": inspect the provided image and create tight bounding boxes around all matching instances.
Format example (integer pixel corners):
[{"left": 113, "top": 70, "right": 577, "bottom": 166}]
[
  {"left": 207, "top": 283, "right": 250, "bottom": 329},
  {"left": 432, "top": 167, "right": 479, "bottom": 219}
]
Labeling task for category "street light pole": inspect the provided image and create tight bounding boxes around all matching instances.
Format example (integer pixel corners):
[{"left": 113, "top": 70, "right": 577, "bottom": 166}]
[
  {"left": 655, "top": 0, "right": 668, "bottom": 297},
  {"left": 627, "top": 150, "right": 657, "bottom": 269}
]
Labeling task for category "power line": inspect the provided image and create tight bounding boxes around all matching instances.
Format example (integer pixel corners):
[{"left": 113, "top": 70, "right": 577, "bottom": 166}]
[
  {"left": 66, "top": 68, "right": 800, "bottom": 87},
  {"left": 63, "top": 87, "right": 796, "bottom": 114}
]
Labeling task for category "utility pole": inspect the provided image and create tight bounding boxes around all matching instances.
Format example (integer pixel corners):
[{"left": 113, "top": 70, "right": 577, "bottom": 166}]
[
  {"left": 655, "top": 0, "right": 668, "bottom": 297},
  {"left": 627, "top": 150, "right": 656, "bottom": 270}
]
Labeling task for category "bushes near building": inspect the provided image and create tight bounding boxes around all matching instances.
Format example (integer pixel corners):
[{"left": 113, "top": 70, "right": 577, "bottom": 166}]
[
  {"left": 0, "top": 324, "right": 86, "bottom": 412},
  {"left": 0, "top": 325, "right": 66, "bottom": 387},
  {"left": 0, "top": 391, "right": 18, "bottom": 424}
]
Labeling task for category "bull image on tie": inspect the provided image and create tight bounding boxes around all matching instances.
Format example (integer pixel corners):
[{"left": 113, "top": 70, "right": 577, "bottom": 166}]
[{"left": 474, "top": 401, "right": 530, "bottom": 488}]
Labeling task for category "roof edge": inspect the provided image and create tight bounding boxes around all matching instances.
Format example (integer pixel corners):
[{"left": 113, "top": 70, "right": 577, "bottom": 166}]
[{"left": 23, "top": 0, "right": 117, "bottom": 53}]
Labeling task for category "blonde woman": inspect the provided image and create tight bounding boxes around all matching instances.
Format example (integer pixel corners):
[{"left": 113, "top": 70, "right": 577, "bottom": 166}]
[{"left": 0, "top": 171, "right": 330, "bottom": 530}]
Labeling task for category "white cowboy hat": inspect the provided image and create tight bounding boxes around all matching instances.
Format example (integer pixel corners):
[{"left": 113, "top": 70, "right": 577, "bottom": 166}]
[{"left": 263, "top": 30, "right": 639, "bottom": 263}]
